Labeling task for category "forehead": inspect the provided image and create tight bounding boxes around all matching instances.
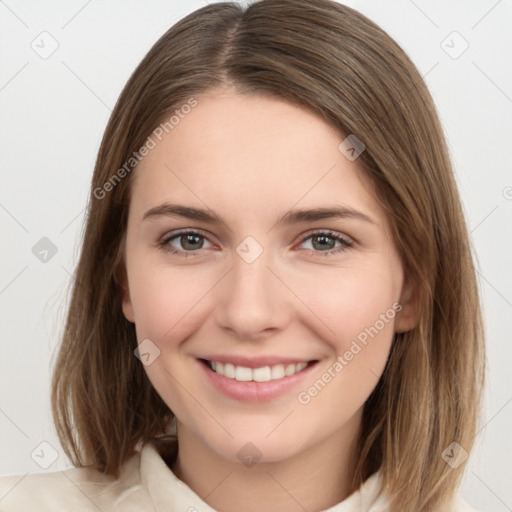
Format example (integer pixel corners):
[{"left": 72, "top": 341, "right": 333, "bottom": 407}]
[{"left": 130, "top": 89, "right": 384, "bottom": 226}]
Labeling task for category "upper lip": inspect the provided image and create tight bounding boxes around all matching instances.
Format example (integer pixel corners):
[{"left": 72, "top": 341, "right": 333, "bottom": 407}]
[{"left": 199, "top": 355, "right": 317, "bottom": 368}]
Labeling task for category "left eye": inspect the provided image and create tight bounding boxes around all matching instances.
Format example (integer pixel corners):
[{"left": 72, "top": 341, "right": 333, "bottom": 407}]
[{"left": 298, "top": 231, "right": 352, "bottom": 255}]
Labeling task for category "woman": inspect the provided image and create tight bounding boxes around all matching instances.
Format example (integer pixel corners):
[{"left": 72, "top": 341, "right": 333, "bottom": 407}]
[{"left": 0, "top": 1, "right": 485, "bottom": 510}]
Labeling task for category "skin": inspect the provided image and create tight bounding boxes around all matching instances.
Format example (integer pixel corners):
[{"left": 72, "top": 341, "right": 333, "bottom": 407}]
[{"left": 121, "top": 86, "right": 418, "bottom": 512}]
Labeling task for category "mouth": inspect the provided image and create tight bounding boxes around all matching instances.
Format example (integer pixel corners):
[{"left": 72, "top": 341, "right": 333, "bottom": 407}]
[
  {"left": 197, "top": 357, "right": 319, "bottom": 402},
  {"left": 200, "top": 359, "right": 315, "bottom": 382}
]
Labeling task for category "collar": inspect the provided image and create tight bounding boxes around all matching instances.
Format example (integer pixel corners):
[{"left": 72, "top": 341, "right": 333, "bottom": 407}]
[{"left": 139, "top": 441, "right": 388, "bottom": 512}]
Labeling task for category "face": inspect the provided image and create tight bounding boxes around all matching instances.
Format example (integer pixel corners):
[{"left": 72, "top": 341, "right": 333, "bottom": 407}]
[{"left": 121, "top": 87, "right": 418, "bottom": 465}]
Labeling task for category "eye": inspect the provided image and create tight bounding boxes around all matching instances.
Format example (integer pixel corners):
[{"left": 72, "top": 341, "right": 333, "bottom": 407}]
[
  {"left": 157, "top": 229, "right": 353, "bottom": 258},
  {"left": 158, "top": 229, "right": 213, "bottom": 257},
  {"left": 297, "top": 230, "right": 353, "bottom": 256}
]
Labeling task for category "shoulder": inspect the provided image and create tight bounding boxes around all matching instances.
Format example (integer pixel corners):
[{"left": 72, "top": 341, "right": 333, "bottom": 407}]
[
  {"left": 0, "top": 450, "right": 150, "bottom": 511},
  {"left": 362, "top": 472, "right": 481, "bottom": 512}
]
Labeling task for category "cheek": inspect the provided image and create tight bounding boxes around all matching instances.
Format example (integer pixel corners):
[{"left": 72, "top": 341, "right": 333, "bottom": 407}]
[
  {"left": 293, "top": 264, "right": 400, "bottom": 404},
  {"left": 296, "top": 264, "right": 400, "bottom": 345},
  {"left": 297, "top": 265, "right": 400, "bottom": 404},
  {"left": 128, "top": 260, "right": 213, "bottom": 341},
  {"left": 126, "top": 262, "right": 213, "bottom": 414}
]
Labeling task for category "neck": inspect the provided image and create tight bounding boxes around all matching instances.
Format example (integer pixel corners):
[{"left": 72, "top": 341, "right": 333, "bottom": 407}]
[{"left": 170, "top": 410, "right": 363, "bottom": 512}]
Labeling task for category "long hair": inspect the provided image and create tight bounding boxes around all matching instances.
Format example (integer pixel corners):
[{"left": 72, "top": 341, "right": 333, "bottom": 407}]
[{"left": 51, "top": 1, "right": 485, "bottom": 510}]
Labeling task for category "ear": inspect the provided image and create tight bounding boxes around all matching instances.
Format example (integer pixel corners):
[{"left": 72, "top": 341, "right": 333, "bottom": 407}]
[
  {"left": 119, "top": 264, "right": 135, "bottom": 323},
  {"left": 394, "top": 272, "right": 420, "bottom": 333}
]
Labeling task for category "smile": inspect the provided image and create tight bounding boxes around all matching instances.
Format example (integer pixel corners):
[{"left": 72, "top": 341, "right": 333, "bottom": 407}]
[
  {"left": 197, "top": 356, "right": 319, "bottom": 402},
  {"left": 208, "top": 360, "right": 310, "bottom": 382}
]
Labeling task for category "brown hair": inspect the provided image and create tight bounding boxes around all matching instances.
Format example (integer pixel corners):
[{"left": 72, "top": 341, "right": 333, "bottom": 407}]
[{"left": 51, "top": 1, "right": 485, "bottom": 510}]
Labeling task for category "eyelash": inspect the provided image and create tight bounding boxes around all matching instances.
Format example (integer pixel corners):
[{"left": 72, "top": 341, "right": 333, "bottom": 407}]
[{"left": 157, "top": 229, "right": 353, "bottom": 258}]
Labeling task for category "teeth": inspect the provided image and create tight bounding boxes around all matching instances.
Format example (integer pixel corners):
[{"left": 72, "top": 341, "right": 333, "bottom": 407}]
[
  {"left": 253, "top": 366, "right": 271, "bottom": 382},
  {"left": 213, "top": 361, "right": 223, "bottom": 375},
  {"left": 209, "top": 360, "right": 309, "bottom": 382},
  {"left": 285, "top": 363, "right": 296, "bottom": 376},
  {"left": 271, "top": 364, "right": 285, "bottom": 379},
  {"left": 235, "top": 366, "right": 252, "bottom": 381},
  {"left": 224, "top": 363, "right": 236, "bottom": 379}
]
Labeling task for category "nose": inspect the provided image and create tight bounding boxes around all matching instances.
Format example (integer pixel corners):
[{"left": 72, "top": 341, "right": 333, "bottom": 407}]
[{"left": 213, "top": 244, "right": 292, "bottom": 341}]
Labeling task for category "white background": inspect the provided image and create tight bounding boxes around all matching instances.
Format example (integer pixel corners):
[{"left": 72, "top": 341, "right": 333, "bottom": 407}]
[{"left": 0, "top": 1, "right": 511, "bottom": 510}]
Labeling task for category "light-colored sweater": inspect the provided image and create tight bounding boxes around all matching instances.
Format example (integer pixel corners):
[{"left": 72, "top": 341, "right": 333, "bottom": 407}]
[{"left": 0, "top": 442, "right": 478, "bottom": 511}]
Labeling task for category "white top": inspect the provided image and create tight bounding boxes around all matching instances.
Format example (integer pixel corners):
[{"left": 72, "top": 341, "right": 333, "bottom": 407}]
[{"left": 0, "top": 442, "right": 479, "bottom": 511}]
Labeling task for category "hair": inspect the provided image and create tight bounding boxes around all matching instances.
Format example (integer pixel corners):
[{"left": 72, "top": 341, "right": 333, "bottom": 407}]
[{"left": 50, "top": 1, "right": 485, "bottom": 510}]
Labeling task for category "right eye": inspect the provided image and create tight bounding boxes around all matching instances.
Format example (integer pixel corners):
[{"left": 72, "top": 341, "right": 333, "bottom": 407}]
[{"left": 158, "top": 229, "right": 214, "bottom": 257}]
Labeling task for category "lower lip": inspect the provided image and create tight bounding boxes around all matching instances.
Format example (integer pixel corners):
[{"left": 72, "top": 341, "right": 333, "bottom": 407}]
[{"left": 198, "top": 359, "right": 318, "bottom": 402}]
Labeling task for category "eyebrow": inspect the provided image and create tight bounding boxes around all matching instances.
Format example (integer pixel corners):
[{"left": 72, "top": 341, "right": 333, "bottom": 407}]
[{"left": 142, "top": 203, "right": 376, "bottom": 227}]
